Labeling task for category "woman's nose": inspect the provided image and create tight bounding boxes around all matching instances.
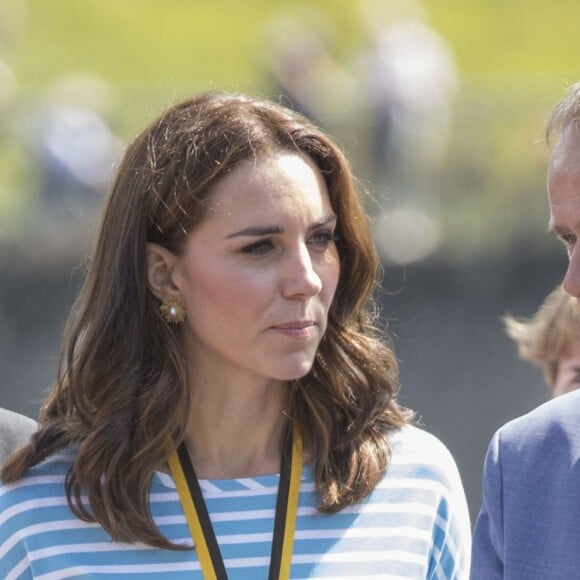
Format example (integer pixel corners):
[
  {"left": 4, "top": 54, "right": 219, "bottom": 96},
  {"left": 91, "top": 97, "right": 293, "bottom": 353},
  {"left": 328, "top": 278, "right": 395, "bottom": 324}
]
[{"left": 281, "top": 247, "right": 323, "bottom": 300}]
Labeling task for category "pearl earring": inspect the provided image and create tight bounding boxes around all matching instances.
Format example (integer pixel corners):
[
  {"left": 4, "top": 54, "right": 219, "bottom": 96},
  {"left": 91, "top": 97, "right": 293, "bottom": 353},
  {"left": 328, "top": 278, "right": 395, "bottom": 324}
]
[{"left": 160, "top": 297, "right": 187, "bottom": 324}]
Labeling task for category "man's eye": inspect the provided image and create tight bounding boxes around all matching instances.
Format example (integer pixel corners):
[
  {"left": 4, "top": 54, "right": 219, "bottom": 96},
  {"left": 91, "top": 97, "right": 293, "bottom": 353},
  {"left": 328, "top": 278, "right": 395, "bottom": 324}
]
[
  {"left": 560, "top": 235, "right": 577, "bottom": 256},
  {"left": 562, "top": 234, "right": 577, "bottom": 246},
  {"left": 241, "top": 239, "right": 274, "bottom": 255}
]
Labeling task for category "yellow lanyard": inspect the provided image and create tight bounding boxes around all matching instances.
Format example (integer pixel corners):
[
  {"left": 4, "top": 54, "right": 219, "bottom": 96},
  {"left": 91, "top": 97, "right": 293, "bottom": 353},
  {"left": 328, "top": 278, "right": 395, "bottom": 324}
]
[{"left": 168, "top": 430, "right": 302, "bottom": 580}]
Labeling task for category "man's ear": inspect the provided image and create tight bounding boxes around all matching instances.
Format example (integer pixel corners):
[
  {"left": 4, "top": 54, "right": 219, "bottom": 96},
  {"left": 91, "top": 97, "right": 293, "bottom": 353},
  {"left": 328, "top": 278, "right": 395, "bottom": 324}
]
[{"left": 146, "top": 243, "right": 181, "bottom": 301}]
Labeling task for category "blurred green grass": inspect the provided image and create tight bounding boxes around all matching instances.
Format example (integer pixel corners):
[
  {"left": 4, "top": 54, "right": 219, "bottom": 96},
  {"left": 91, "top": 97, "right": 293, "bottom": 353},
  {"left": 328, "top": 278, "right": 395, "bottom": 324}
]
[
  {"left": 2, "top": 0, "right": 580, "bottom": 260},
  {"left": 11, "top": 0, "right": 580, "bottom": 86}
]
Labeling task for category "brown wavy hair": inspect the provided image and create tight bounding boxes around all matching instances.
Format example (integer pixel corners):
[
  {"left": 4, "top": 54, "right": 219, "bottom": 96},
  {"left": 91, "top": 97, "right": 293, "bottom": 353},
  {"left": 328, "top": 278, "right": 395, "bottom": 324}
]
[{"left": 3, "top": 93, "right": 412, "bottom": 548}]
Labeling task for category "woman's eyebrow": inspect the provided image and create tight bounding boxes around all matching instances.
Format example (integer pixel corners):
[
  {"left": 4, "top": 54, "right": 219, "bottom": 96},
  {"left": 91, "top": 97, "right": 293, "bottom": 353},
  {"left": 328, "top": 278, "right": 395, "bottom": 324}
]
[
  {"left": 309, "top": 214, "right": 337, "bottom": 230},
  {"left": 225, "top": 214, "right": 337, "bottom": 239},
  {"left": 226, "top": 225, "right": 283, "bottom": 239}
]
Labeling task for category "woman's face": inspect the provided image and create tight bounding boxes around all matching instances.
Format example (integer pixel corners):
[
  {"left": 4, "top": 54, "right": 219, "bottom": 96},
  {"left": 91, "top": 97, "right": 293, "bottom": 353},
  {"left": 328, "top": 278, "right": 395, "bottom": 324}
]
[{"left": 172, "top": 152, "right": 340, "bottom": 385}]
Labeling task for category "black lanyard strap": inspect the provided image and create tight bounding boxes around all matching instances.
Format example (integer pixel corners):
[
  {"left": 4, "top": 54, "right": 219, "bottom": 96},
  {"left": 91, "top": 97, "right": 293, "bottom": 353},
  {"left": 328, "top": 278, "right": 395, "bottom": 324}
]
[
  {"left": 176, "top": 443, "right": 228, "bottom": 579},
  {"left": 168, "top": 429, "right": 302, "bottom": 580}
]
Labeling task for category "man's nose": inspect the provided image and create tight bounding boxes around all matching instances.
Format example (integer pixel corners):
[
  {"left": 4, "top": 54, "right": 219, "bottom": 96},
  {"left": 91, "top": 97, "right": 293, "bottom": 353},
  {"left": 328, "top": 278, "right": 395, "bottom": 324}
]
[{"left": 563, "top": 247, "right": 580, "bottom": 298}]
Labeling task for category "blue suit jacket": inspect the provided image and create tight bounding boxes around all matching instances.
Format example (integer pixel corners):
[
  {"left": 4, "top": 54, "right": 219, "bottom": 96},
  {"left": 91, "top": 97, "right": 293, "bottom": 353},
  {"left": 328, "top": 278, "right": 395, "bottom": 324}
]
[{"left": 471, "top": 389, "right": 580, "bottom": 578}]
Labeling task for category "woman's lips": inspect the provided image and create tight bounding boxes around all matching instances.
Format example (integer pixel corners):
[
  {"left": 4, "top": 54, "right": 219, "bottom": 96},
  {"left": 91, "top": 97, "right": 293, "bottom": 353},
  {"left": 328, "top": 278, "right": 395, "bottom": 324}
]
[{"left": 271, "top": 320, "right": 317, "bottom": 337}]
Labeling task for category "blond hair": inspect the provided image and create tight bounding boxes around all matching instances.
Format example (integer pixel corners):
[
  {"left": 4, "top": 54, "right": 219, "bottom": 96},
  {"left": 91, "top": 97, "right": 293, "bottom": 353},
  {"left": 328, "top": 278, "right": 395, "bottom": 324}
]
[
  {"left": 546, "top": 82, "right": 580, "bottom": 142},
  {"left": 504, "top": 285, "right": 580, "bottom": 389}
]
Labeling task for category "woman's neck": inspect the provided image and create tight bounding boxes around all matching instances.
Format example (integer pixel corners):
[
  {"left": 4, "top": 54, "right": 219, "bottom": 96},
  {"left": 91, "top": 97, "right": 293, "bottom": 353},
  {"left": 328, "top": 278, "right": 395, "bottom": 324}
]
[{"left": 184, "top": 379, "right": 290, "bottom": 479}]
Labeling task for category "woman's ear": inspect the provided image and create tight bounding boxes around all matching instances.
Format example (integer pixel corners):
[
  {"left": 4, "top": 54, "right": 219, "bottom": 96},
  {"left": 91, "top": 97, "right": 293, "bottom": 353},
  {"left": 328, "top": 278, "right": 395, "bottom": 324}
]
[{"left": 146, "top": 243, "right": 180, "bottom": 301}]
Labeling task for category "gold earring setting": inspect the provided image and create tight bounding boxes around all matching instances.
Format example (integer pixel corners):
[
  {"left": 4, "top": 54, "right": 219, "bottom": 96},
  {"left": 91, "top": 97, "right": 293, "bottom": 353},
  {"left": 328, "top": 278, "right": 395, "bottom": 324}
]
[{"left": 160, "top": 297, "right": 187, "bottom": 324}]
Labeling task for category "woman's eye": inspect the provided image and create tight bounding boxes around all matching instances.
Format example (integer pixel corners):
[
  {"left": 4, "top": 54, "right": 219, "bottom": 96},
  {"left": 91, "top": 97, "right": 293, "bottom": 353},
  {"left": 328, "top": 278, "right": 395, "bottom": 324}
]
[
  {"left": 309, "top": 230, "right": 338, "bottom": 249},
  {"left": 241, "top": 239, "right": 274, "bottom": 255}
]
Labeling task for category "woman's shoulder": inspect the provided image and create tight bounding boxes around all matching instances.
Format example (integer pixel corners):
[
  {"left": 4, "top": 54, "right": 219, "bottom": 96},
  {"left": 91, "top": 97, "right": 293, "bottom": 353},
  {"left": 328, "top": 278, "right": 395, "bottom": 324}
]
[
  {"left": 0, "top": 447, "right": 93, "bottom": 576},
  {"left": 0, "top": 448, "right": 75, "bottom": 504},
  {"left": 387, "top": 424, "right": 461, "bottom": 486},
  {"left": 385, "top": 424, "right": 472, "bottom": 555},
  {"left": 389, "top": 423, "right": 456, "bottom": 460}
]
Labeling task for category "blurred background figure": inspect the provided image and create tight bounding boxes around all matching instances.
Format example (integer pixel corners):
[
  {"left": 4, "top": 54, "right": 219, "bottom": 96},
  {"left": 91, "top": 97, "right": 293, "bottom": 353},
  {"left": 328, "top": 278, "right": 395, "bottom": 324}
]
[
  {"left": 27, "top": 73, "right": 124, "bottom": 219},
  {"left": 0, "top": 0, "right": 27, "bottom": 205},
  {"left": 356, "top": 0, "right": 458, "bottom": 264},
  {"left": 0, "top": 0, "right": 27, "bottom": 370},
  {"left": 0, "top": 73, "right": 123, "bottom": 379},
  {"left": 0, "top": 61, "right": 17, "bottom": 112},
  {"left": 259, "top": 6, "right": 357, "bottom": 128},
  {"left": 504, "top": 285, "right": 580, "bottom": 398}
]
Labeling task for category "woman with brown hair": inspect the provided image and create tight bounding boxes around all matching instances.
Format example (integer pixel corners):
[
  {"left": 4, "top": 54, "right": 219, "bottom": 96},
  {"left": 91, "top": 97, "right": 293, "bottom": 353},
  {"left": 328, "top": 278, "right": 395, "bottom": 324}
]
[{"left": 0, "top": 93, "right": 470, "bottom": 578}]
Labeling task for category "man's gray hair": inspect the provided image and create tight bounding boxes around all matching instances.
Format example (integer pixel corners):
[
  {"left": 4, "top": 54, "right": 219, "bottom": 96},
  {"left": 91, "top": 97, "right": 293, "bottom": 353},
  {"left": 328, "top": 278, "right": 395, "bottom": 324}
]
[{"left": 547, "top": 82, "right": 580, "bottom": 143}]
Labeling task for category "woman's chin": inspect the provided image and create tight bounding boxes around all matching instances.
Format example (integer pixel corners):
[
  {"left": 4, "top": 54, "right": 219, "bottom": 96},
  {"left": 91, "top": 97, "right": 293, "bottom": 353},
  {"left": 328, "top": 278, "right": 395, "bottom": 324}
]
[{"left": 273, "top": 360, "right": 316, "bottom": 382}]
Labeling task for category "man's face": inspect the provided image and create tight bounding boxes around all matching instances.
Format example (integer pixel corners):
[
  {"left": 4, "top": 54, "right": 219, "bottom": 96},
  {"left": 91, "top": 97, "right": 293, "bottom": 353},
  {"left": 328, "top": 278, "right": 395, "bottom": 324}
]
[
  {"left": 553, "top": 341, "right": 580, "bottom": 397},
  {"left": 548, "top": 123, "right": 580, "bottom": 297}
]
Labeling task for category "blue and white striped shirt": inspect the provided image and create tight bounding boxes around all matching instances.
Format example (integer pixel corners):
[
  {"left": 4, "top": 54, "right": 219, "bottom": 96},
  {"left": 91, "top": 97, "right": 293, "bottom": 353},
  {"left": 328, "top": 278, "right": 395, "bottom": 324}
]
[{"left": 0, "top": 425, "right": 471, "bottom": 578}]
